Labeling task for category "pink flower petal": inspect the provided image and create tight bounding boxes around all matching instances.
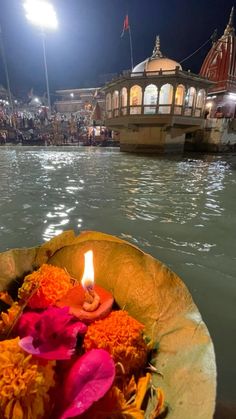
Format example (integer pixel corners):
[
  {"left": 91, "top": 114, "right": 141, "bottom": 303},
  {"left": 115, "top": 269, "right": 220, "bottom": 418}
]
[
  {"left": 16, "top": 311, "right": 41, "bottom": 337},
  {"left": 19, "top": 336, "right": 75, "bottom": 360},
  {"left": 60, "top": 349, "right": 115, "bottom": 418},
  {"left": 18, "top": 306, "right": 87, "bottom": 360}
]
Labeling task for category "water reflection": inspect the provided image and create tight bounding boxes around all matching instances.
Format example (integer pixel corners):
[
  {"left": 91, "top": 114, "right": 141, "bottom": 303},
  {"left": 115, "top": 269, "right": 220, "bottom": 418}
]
[
  {"left": 0, "top": 148, "right": 233, "bottom": 249},
  {"left": 119, "top": 159, "right": 228, "bottom": 225}
]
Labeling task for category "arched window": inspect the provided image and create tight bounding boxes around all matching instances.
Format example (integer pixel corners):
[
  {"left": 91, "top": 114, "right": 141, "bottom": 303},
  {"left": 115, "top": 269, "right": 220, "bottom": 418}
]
[
  {"left": 184, "top": 87, "right": 196, "bottom": 116},
  {"left": 159, "top": 83, "right": 173, "bottom": 114},
  {"left": 106, "top": 93, "right": 112, "bottom": 118},
  {"left": 112, "top": 90, "right": 119, "bottom": 116},
  {"left": 130, "top": 85, "right": 142, "bottom": 114},
  {"left": 144, "top": 84, "right": 158, "bottom": 114},
  {"left": 174, "top": 84, "right": 185, "bottom": 115},
  {"left": 195, "top": 89, "right": 206, "bottom": 116},
  {"left": 121, "top": 87, "right": 128, "bottom": 115}
]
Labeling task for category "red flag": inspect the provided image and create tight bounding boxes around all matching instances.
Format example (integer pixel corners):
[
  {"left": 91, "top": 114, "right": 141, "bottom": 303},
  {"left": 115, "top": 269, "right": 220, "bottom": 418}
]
[{"left": 121, "top": 14, "right": 129, "bottom": 37}]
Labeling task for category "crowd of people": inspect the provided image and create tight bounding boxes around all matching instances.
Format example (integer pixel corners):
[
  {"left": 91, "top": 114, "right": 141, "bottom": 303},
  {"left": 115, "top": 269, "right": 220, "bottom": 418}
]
[{"left": 0, "top": 107, "right": 115, "bottom": 146}]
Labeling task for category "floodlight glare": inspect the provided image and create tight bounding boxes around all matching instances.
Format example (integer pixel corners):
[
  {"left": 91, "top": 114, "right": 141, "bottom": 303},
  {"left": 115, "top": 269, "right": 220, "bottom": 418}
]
[
  {"left": 229, "top": 92, "right": 236, "bottom": 100},
  {"left": 23, "top": 0, "right": 58, "bottom": 30}
]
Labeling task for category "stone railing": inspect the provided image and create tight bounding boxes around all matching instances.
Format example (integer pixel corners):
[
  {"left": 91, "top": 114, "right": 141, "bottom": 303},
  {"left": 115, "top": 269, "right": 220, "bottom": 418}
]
[{"left": 106, "top": 104, "right": 204, "bottom": 119}]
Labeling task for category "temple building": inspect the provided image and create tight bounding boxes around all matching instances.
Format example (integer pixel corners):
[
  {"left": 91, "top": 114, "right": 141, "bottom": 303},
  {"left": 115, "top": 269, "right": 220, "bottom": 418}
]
[
  {"left": 191, "top": 6, "right": 236, "bottom": 152},
  {"left": 54, "top": 87, "right": 105, "bottom": 116},
  {"left": 104, "top": 37, "right": 212, "bottom": 153},
  {"left": 104, "top": 7, "right": 236, "bottom": 153}
]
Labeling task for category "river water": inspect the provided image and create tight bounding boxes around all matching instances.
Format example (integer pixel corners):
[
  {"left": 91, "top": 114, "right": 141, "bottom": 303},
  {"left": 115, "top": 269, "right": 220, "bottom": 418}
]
[{"left": 0, "top": 146, "right": 235, "bottom": 403}]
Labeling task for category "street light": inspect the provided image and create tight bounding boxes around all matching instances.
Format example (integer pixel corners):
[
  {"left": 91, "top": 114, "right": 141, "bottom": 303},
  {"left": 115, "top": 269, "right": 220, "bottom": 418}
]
[
  {"left": 0, "top": 24, "right": 14, "bottom": 112},
  {"left": 23, "top": 0, "right": 58, "bottom": 115}
]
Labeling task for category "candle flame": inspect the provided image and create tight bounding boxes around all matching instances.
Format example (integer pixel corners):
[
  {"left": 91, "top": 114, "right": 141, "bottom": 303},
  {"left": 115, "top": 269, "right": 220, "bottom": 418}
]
[{"left": 81, "top": 250, "right": 94, "bottom": 289}]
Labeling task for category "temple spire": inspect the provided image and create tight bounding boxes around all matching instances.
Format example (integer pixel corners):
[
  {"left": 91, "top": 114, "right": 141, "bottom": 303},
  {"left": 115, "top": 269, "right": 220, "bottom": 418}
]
[
  {"left": 228, "top": 6, "right": 234, "bottom": 27},
  {"left": 151, "top": 35, "right": 163, "bottom": 59},
  {"left": 224, "top": 6, "right": 235, "bottom": 35}
]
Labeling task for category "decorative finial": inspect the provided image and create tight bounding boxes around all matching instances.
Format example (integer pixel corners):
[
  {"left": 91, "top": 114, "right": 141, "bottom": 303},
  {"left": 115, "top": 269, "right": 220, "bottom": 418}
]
[
  {"left": 151, "top": 35, "right": 163, "bottom": 59},
  {"left": 224, "top": 6, "right": 235, "bottom": 35},
  {"left": 228, "top": 6, "right": 234, "bottom": 26}
]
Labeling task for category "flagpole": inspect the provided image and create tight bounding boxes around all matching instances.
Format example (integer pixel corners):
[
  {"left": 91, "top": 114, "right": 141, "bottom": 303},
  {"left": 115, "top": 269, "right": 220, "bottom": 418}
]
[{"left": 128, "top": 25, "right": 134, "bottom": 70}]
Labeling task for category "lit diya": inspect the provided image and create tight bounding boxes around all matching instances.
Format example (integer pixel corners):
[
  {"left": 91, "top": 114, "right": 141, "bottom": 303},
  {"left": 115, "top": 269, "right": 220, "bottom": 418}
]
[
  {"left": 57, "top": 250, "right": 114, "bottom": 322},
  {"left": 0, "top": 230, "right": 216, "bottom": 419}
]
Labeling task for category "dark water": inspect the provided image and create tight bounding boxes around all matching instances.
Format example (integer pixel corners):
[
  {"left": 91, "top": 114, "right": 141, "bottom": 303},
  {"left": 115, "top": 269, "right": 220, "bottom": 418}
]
[{"left": 0, "top": 146, "right": 235, "bottom": 402}]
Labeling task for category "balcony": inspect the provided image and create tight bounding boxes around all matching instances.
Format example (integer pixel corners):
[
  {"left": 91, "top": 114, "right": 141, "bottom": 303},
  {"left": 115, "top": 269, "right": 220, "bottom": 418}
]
[{"left": 106, "top": 104, "right": 204, "bottom": 120}]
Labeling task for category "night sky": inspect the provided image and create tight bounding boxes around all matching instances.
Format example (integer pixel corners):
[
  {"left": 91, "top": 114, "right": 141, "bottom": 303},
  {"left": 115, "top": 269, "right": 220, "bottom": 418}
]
[{"left": 0, "top": 0, "right": 235, "bottom": 97}]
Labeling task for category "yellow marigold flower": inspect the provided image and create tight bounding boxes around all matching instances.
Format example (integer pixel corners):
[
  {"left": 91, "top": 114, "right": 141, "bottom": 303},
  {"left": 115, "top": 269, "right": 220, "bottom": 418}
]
[
  {"left": 81, "top": 373, "right": 153, "bottom": 419},
  {"left": 18, "top": 264, "right": 73, "bottom": 309},
  {"left": 0, "top": 337, "right": 55, "bottom": 419},
  {"left": 84, "top": 311, "right": 148, "bottom": 374}
]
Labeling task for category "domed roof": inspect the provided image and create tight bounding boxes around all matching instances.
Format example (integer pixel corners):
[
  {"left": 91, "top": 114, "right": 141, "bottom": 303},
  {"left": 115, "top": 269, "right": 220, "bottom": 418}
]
[
  {"left": 132, "top": 59, "right": 149, "bottom": 73},
  {"left": 132, "top": 36, "right": 182, "bottom": 74}
]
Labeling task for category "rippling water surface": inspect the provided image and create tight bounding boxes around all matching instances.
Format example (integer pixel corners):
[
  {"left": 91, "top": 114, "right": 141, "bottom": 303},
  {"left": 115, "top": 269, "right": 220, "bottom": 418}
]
[{"left": 0, "top": 146, "right": 235, "bottom": 402}]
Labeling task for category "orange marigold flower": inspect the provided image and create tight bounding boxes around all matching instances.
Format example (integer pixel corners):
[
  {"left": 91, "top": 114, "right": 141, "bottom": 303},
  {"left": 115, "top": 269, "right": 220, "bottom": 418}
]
[
  {"left": 0, "top": 302, "right": 21, "bottom": 337},
  {"left": 18, "top": 264, "right": 73, "bottom": 309},
  {"left": 84, "top": 311, "right": 148, "bottom": 374},
  {"left": 0, "top": 337, "right": 55, "bottom": 419},
  {"left": 0, "top": 291, "right": 14, "bottom": 306}
]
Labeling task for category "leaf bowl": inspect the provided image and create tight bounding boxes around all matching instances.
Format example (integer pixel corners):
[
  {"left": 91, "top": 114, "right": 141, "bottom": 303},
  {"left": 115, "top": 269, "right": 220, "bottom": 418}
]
[{"left": 0, "top": 230, "right": 216, "bottom": 419}]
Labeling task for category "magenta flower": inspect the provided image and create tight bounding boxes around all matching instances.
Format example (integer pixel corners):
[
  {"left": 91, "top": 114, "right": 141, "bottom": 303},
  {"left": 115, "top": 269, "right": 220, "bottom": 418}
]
[
  {"left": 59, "top": 349, "right": 115, "bottom": 418},
  {"left": 18, "top": 306, "right": 87, "bottom": 360},
  {"left": 16, "top": 311, "right": 40, "bottom": 336}
]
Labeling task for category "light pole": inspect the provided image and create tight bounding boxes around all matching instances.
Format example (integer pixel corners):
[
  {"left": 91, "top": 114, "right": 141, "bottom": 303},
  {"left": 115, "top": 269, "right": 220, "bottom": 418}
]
[
  {"left": 0, "top": 24, "right": 14, "bottom": 112},
  {"left": 23, "top": 0, "right": 58, "bottom": 116}
]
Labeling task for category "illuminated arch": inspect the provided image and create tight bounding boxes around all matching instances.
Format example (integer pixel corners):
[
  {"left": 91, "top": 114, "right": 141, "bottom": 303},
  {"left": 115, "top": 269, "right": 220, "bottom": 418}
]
[
  {"left": 130, "top": 85, "right": 142, "bottom": 114},
  {"left": 144, "top": 84, "right": 158, "bottom": 114},
  {"left": 112, "top": 90, "right": 119, "bottom": 116},
  {"left": 121, "top": 87, "right": 128, "bottom": 115},
  {"left": 196, "top": 89, "right": 206, "bottom": 108},
  {"left": 184, "top": 87, "right": 196, "bottom": 116},
  {"left": 106, "top": 93, "right": 112, "bottom": 118},
  {"left": 195, "top": 89, "right": 206, "bottom": 116},
  {"left": 159, "top": 83, "right": 173, "bottom": 114},
  {"left": 174, "top": 84, "right": 185, "bottom": 115}
]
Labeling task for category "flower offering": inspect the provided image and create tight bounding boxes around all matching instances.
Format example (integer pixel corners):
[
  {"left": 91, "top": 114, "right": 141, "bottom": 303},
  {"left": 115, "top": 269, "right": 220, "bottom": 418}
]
[
  {"left": 0, "top": 248, "right": 165, "bottom": 419},
  {"left": 0, "top": 230, "right": 216, "bottom": 419}
]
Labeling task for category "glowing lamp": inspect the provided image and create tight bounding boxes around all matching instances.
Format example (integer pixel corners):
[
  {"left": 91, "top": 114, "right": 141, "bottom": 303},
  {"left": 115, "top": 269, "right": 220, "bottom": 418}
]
[
  {"left": 81, "top": 250, "right": 94, "bottom": 289},
  {"left": 23, "top": 0, "right": 58, "bottom": 30},
  {"left": 58, "top": 250, "right": 114, "bottom": 322}
]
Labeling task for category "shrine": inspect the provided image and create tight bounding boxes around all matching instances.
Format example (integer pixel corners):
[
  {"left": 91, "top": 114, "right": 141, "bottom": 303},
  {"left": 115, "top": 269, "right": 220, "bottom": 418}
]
[
  {"left": 190, "top": 6, "right": 236, "bottom": 152},
  {"left": 104, "top": 37, "right": 211, "bottom": 153},
  {"left": 104, "top": 7, "right": 236, "bottom": 153}
]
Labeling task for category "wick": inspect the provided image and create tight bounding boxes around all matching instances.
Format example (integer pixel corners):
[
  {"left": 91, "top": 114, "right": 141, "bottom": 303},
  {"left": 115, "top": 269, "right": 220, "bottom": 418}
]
[{"left": 83, "top": 287, "right": 100, "bottom": 312}]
